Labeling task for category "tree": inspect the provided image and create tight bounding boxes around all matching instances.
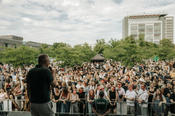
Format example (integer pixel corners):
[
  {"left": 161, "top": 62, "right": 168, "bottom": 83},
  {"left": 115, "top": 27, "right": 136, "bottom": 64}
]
[
  {"left": 94, "top": 39, "right": 107, "bottom": 54},
  {"left": 39, "top": 44, "right": 53, "bottom": 57},
  {"left": 0, "top": 46, "right": 39, "bottom": 66},
  {"left": 137, "top": 35, "right": 159, "bottom": 60},
  {"left": 103, "top": 39, "right": 125, "bottom": 61},
  {"left": 1, "top": 37, "right": 175, "bottom": 67},
  {"left": 121, "top": 37, "right": 142, "bottom": 66},
  {"left": 54, "top": 42, "right": 95, "bottom": 67},
  {"left": 158, "top": 39, "right": 175, "bottom": 60},
  {"left": 104, "top": 37, "right": 142, "bottom": 67}
]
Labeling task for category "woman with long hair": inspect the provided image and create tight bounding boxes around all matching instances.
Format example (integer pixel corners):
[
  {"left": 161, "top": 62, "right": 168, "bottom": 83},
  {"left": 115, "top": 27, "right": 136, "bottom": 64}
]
[
  {"left": 108, "top": 86, "right": 117, "bottom": 113},
  {"left": 52, "top": 87, "right": 61, "bottom": 113},
  {"left": 23, "top": 87, "right": 30, "bottom": 111},
  {"left": 9, "top": 94, "right": 20, "bottom": 111},
  {"left": 87, "top": 89, "right": 95, "bottom": 116},
  {"left": 153, "top": 89, "right": 166, "bottom": 116},
  {"left": 59, "top": 87, "right": 70, "bottom": 113},
  {"left": 13, "top": 83, "right": 22, "bottom": 111}
]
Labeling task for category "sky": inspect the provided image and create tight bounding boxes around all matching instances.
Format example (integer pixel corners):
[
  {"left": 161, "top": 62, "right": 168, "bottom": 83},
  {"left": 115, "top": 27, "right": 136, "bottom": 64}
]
[{"left": 0, "top": 0, "right": 175, "bottom": 46}]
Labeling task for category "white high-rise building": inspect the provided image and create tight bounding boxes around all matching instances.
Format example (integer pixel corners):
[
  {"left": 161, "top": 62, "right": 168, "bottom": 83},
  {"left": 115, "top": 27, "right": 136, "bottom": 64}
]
[{"left": 122, "top": 14, "right": 174, "bottom": 44}]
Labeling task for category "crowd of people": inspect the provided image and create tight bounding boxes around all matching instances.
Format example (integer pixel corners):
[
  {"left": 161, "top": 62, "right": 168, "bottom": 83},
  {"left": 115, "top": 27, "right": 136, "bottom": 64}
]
[{"left": 0, "top": 60, "right": 175, "bottom": 116}]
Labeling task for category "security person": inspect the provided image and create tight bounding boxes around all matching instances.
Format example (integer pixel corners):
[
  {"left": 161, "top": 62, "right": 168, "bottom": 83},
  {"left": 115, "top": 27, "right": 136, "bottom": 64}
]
[{"left": 92, "top": 91, "right": 110, "bottom": 116}]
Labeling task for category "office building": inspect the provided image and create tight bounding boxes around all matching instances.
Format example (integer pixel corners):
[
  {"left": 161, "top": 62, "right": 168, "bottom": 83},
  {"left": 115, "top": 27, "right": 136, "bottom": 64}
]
[{"left": 122, "top": 14, "right": 174, "bottom": 44}]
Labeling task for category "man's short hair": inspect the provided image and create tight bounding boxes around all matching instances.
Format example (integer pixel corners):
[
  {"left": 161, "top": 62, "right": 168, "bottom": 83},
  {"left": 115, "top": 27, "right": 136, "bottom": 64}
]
[
  {"left": 38, "top": 54, "right": 48, "bottom": 65},
  {"left": 99, "top": 91, "right": 104, "bottom": 98}
]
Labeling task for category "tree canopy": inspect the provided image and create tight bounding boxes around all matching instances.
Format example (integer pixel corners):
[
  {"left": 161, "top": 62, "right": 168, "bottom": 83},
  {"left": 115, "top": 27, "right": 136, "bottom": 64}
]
[{"left": 0, "top": 36, "right": 175, "bottom": 67}]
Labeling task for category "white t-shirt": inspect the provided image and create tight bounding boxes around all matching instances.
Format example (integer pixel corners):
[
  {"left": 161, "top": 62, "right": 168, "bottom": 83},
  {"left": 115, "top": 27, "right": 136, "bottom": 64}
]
[
  {"left": 125, "top": 90, "right": 137, "bottom": 106},
  {"left": 0, "top": 93, "right": 6, "bottom": 100},
  {"left": 117, "top": 87, "right": 125, "bottom": 96},
  {"left": 138, "top": 90, "right": 148, "bottom": 107}
]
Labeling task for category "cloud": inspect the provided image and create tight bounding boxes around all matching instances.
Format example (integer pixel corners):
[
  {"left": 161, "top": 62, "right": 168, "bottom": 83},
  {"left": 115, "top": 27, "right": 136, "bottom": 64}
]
[{"left": 0, "top": 0, "right": 174, "bottom": 45}]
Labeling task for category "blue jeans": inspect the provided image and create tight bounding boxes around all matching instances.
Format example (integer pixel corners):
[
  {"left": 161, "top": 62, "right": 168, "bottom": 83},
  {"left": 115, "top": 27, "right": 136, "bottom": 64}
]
[
  {"left": 141, "top": 107, "right": 148, "bottom": 116},
  {"left": 61, "top": 102, "right": 69, "bottom": 113},
  {"left": 88, "top": 103, "right": 94, "bottom": 116},
  {"left": 153, "top": 100, "right": 162, "bottom": 115}
]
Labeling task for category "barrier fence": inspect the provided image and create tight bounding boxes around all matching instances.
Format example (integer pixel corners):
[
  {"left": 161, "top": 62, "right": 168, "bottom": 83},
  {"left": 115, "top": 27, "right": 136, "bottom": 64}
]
[{"left": 0, "top": 99, "right": 175, "bottom": 116}]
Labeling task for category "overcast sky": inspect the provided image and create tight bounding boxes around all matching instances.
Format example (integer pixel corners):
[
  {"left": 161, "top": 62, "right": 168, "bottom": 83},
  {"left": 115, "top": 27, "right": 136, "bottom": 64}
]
[{"left": 0, "top": 0, "right": 175, "bottom": 46}]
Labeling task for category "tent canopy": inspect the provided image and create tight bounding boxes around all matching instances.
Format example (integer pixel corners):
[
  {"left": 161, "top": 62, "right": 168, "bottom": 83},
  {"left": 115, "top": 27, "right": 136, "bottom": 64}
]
[{"left": 91, "top": 54, "right": 105, "bottom": 62}]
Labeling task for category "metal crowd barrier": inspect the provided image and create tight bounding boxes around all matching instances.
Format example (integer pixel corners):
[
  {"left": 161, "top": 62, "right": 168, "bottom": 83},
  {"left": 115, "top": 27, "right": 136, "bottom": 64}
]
[{"left": 0, "top": 99, "right": 175, "bottom": 116}]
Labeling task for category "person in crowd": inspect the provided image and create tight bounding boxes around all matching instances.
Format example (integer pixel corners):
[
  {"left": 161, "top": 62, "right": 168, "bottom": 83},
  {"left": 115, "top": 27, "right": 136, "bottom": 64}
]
[
  {"left": 52, "top": 87, "right": 61, "bottom": 113},
  {"left": 137, "top": 78, "right": 146, "bottom": 94},
  {"left": 87, "top": 89, "right": 95, "bottom": 116},
  {"left": 137, "top": 84, "right": 148, "bottom": 116},
  {"left": 13, "top": 83, "right": 22, "bottom": 110},
  {"left": 96, "top": 85, "right": 108, "bottom": 99},
  {"left": 78, "top": 87, "right": 86, "bottom": 116},
  {"left": 116, "top": 82, "right": 125, "bottom": 114},
  {"left": 76, "top": 81, "right": 85, "bottom": 90},
  {"left": 0, "top": 89, "right": 8, "bottom": 111},
  {"left": 108, "top": 86, "right": 117, "bottom": 113},
  {"left": 89, "top": 81, "right": 96, "bottom": 90},
  {"left": 153, "top": 89, "right": 166, "bottom": 116},
  {"left": 125, "top": 84, "right": 137, "bottom": 115},
  {"left": 163, "top": 83, "right": 172, "bottom": 98},
  {"left": 4, "top": 77, "right": 12, "bottom": 95},
  {"left": 0, "top": 59, "right": 174, "bottom": 116},
  {"left": 0, "top": 73, "right": 5, "bottom": 90},
  {"left": 164, "top": 92, "right": 171, "bottom": 116},
  {"left": 23, "top": 88, "right": 30, "bottom": 111},
  {"left": 148, "top": 83, "right": 155, "bottom": 116},
  {"left": 9, "top": 94, "right": 20, "bottom": 111},
  {"left": 69, "top": 89, "right": 80, "bottom": 114},
  {"left": 59, "top": 87, "right": 70, "bottom": 113},
  {"left": 170, "top": 88, "right": 175, "bottom": 114},
  {"left": 92, "top": 91, "right": 110, "bottom": 116}
]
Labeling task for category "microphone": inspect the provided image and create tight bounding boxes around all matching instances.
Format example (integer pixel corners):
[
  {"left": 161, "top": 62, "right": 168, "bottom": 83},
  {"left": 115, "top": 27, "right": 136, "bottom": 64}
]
[{"left": 49, "top": 66, "right": 52, "bottom": 71}]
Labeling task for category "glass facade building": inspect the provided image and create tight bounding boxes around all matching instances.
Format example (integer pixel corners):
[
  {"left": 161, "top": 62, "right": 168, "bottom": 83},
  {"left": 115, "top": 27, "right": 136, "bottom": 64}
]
[{"left": 122, "top": 14, "right": 174, "bottom": 44}]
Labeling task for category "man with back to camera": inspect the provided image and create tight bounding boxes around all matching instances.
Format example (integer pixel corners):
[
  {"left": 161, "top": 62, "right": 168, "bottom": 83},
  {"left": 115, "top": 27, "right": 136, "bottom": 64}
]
[
  {"left": 26, "top": 54, "right": 56, "bottom": 116},
  {"left": 92, "top": 91, "right": 110, "bottom": 116}
]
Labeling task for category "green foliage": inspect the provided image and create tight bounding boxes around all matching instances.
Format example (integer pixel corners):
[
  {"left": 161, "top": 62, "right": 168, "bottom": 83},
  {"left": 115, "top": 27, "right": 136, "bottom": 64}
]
[
  {"left": 158, "top": 39, "right": 175, "bottom": 60},
  {"left": 103, "top": 37, "right": 175, "bottom": 67},
  {"left": 54, "top": 43, "right": 95, "bottom": 67},
  {"left": 0, "top": 37, "right": 175, "bottom": 67},
  {"left": 39, "top": 44, "right": 53, "bottom": 57},
  {"left": 0, "top": 46, "right": 39, "bottom": 66},
  {"left": 94, "top": 39, "right": 107, "bottom": 54}
]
